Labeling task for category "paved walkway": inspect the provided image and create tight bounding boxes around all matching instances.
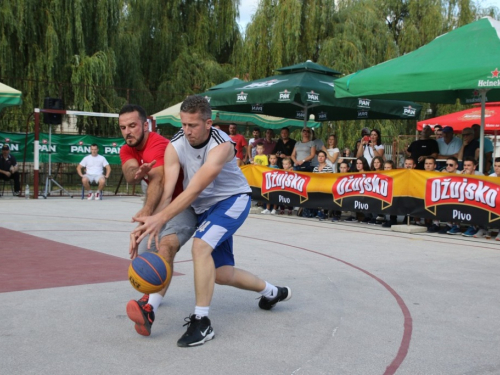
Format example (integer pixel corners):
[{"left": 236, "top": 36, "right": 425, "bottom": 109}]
[{"left": 0, "top": 196, "right": 499, "bottom": 374}]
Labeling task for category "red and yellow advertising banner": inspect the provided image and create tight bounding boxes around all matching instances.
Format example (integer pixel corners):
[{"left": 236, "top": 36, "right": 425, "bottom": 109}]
[{"left": 242, "top": 165, "right": 500, "bottom": 228}]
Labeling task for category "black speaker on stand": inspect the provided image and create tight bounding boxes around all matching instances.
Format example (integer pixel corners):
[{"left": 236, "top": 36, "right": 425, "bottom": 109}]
[{"left": 42, "top": 97, "right": 72, "bottom": 198}]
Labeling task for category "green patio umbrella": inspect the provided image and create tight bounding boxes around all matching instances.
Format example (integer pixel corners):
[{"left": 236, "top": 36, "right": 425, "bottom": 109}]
[
  {"left": 0, "top": 82, "right": 22, "bottom": 112},
  {"left": 153, "top": 102, "right": 321, "bottom": 130},
  {"left": 199, "top": 60, "right": 422, "bottom": 128},
  {"left": 334, "top": 16, "right": 500, "bottom": 172}
]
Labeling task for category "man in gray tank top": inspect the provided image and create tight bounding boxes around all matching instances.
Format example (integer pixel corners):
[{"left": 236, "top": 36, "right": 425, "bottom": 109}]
[{"left": 134, "top": 95, "right": 291, "bottom": 347}]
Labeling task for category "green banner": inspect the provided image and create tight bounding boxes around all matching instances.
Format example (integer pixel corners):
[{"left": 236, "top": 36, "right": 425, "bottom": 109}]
[{"left": 0, "top": 132, "right": 125, "bottom": 164}]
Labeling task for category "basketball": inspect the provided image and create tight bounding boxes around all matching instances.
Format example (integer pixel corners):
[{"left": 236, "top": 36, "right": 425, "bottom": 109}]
[{"left": 128, "top": 252, "right": 171, "bottom": 294}]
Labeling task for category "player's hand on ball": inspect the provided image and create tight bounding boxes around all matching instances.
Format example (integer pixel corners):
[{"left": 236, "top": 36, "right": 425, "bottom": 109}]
[{"left": 132, "top": 213, "right": 164, "bottom": 250}]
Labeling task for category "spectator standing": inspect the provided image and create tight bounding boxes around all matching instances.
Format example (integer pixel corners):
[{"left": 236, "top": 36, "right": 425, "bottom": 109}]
[
  {"left": 246, "top": 127, "right": 261, "bottom": 162},
  {"left": 0, "top": 144, "right": 20, "bottom": 195},
  {"left": 291, "top": 128, "right": 316, "bottom": 172},
  {"left": 252, "top": 143, "right": 269, "bottom": 166},
  {"left": 310, "top": 129, "right": 325, "bottom": 168},
  {"left": 280, "top": 157, "right": 295, "bottom": 215},
  {"left": 76, "top": 144, "right": 111, "bottom": 200},
  {"left": 437, "top": 126, "right": 462, "bottom": 167},
  {"left": 345, "top": 157, "right": 370, "bottom": 222},
  {"left": 356, "top": 128, "right": 384, "bottom": 166},
  {"left": 457, "top": 127, "right": 480, "bottom": 166},
  {"left": 248, "top": 129, "right": 276, "bottom": 161},
  {"left": 322, "top": 134, "right": 340, "bottom": 172},
  {"left": 228, "top": 124, "right": 247, "bottom": 167},
  {"left": 406, "top": 126, "right": 439, "bottom": 170},
  {"left": 439, "top": 156, "right": 461, "bottom": 235},
  {"left": 273, "top": 127, "right": 296, "bottom": 168},
  {"left": 471, "top": 124, "right": 493, "bottom": 173}
]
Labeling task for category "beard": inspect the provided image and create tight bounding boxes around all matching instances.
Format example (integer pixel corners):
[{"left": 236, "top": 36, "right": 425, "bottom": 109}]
[{"left": 126, "top": 129, "right": 145, "bottom": 148}]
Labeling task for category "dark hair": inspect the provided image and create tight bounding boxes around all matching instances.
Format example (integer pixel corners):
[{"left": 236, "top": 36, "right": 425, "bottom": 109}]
[
  {"left": 425, "top": 156, "right": 436, "bottom": 164},
  {"left": 405, "top": 157, "right": 416, "bottom": 165},
  {"left": 253, "top": 127, "right": 260, "bottom": 132},
  {"left": 434, "top": 125, "right": 443, "bottom": 130},
  {"left": 370, "top": 129, "right": 382, "bottom": 146},
  {"left": 317, "top": 150, "right": 327, "bottom": 158},
  {"left": 447, "top": 156, "right": 459, "bottom": 164},
  {"left": 119, "top": 104, "right": 147, "bottom": 123},
  {"left": 180, "top": 95, "right": 212, "bottom": 121},
  {"left": 495, "top": 157, "right": 500, "bottom": 163},
  {"left": 339, "top": 161, "right": 350, "bottom": 170},
  {"left": 464, "top": 156, "right": 477, "bottom": 165},
  {"left": 90, "top": 143, "right": 98, "bottom": 148},
  {"left": 280, "top": 127, "right": 290, "bottom": 132},
  {"left": 356, "top": 156, "right": 370, "bottom": 172},
  {"left": 384, "top": 160, "right": 395, "bottom": 168},
  {"left": 370, "top": 156, "right": 385, "bottom": 171},
  {"left": 255, "top": 142, "right": 264, "bottom": 147}
]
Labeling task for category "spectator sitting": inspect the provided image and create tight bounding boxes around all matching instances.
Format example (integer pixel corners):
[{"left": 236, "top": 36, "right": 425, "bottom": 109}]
[
  {"left": 461, "top": 156, "right": 484, "bottom": 237},
  {"left": 262, "top": 154, "right": 279, "bottom": 215},
  {"left": 228, "top": 124, "right": 248, "bottom": 167},
  {"left": 280, "top": 157, "right": 295, "bottom": 215},
  {"left": 312, "top": 150, "right": 333, "bottom": 220},
  {"left": 252, "top": 143, "right": 269, "bottom": 166},
  {"left": 382, "top": 161, "right": 398, "bottom": 227},
  {"left": 489, "top": 157, "right": 500, "bottom": 241},
  {"left": 291, "top": 127, "right": 316, "bottom": 172},
  {"left": 384, "top": 160, "right": 395, "bottom": 170},
  {"left": 322, "top": 134, "right": 340, "bottom": 172},
  {"left": 424, "top": 157, "right": 443, "bottom": 233},
  {"left": 345, "top": 156, "right": 370, "bottom": 222},
  {"left": 331, "top": 162, "right": 350, "bottom": 222},
  {"left": 369, "top": 156, "right": 385, "bottom": 224},
  {"left": 0, "top": 144, "right": 20, "bottom": 195},
  {"left": 76, "top": 143, "right": 111, "bottom": 200},
  {"left": 356, "top": 128, "right": 384, "bottom": 166},
  {"left": 406, "top": 125, "right": 439, "bottom": 170},
  {"left": 439, "top": 156, "right": 461, "bottom": 235},
  {"left": 404, "top": 157, "right": 417, "bottom": 170},
  {"left": 273, "top": 127, "right": 296, "bottom": 168}
]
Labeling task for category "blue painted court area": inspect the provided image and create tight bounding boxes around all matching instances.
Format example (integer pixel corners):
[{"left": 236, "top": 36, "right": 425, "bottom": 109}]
[{"left": 0, "top": 197, "right": 499, "bottom": 375}]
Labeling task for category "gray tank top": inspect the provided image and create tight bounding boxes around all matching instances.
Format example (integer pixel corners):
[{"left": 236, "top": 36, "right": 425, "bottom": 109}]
[{"left": 170, "top": 128, "right": 251, "bottom": 214}]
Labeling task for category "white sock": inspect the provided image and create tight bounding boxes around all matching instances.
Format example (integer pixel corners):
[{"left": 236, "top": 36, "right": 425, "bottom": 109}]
[
  {"left": 148, "top": 293, "right": 163, "bottom": 313},
  {"left": 259, "top": 281, "right": 278, "bottom": 299},
  {"left": 194, "top": 306, "right": 210, "bottom": 318}
]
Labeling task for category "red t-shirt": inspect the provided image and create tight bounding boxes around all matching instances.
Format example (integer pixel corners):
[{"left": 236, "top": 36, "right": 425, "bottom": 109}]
[
  {"left": 229, "top": 134, "right": 247, "bottom": 160},
  {"left": 120, "top": 132, "right": 183, "bottom": 199}
]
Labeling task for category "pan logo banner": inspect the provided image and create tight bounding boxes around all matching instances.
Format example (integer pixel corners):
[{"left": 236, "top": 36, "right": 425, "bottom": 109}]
[
  {"left": 403, "top": 106, "right": 417, "bottom": 117},
  {"left": 279, "top": 90, "right": 291, "bottom": 101},
  {"left": 358, "top": 98, "right": 371, "bottom": 109},
  {"left": 306, "top": 91, "right": 320, "bottom": 103},
  {"left": 236, "top": 91, "right": 248, "bottom": 103},
  {"left": 242, "top": 166, "right": 500, "bottom": 227}
]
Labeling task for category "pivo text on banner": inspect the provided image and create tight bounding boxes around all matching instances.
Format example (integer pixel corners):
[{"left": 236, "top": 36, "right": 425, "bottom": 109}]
[{"left": 242, "top": 166, "right": 500, "bottom": 228}]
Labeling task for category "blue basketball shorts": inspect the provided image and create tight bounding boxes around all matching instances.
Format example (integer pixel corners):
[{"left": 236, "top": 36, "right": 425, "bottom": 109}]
[{"left": 194, "top": 193, "right": 251, "bottom": 268}]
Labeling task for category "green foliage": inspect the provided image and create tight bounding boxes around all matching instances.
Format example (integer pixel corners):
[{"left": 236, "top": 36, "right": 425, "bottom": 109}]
[{"left": 0, "top": 0, "right": 498, "bottom": 142}]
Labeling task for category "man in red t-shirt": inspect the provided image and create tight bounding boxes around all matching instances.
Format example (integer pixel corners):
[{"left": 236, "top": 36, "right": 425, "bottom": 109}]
[
  {"left": 228, "top": 124, "right": 247, "bottom": 167},
  {"left": 118, "top": 104, "right": 197, "bottom": 337}
]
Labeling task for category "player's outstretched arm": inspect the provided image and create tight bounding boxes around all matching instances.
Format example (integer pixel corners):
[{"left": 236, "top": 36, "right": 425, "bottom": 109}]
[{"left": 133, "top": 141, "right": 233, "bottom": 248}]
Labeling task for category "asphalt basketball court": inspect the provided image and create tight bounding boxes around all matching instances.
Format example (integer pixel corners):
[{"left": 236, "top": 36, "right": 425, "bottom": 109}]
[{"left": 0, "top": 195, "right": 499, "bottom": 375}]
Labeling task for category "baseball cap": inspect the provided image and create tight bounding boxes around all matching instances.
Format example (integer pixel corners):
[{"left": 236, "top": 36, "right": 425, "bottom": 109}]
[
  {"left": 442, "top": 126, "right": 454, "bottom": 133},
  {"left": 361, "top": 127, "right": 370, "bottom": 135},
  {"left": 1, "top": 145, "right": 9, "bottom": 150}
]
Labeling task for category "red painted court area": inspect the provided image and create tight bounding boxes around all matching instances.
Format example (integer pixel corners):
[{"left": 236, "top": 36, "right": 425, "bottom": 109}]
[{"left": 0, "top": 227, "right": 182, "bottom": 293}]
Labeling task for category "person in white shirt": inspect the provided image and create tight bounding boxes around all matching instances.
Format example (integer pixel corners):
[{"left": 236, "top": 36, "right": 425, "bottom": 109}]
[
  {"left": 356, "top": 128, "right": 384, "bottom": 165},
  {"left": 76, "top": 144, "right": 111, "bottom": 200},
  {"left": 489, "top": 157, "right": 500, "bottom": 177}
]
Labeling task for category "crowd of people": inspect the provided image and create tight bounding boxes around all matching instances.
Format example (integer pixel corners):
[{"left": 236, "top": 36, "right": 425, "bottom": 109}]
[{"left": 243, "top": 124, "right": 500, "bottom": 240}]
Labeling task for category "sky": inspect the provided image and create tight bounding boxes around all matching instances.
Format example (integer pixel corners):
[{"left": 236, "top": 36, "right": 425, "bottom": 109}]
[{"left": 237, "top": 0, "right": 500, "bottom": 32}]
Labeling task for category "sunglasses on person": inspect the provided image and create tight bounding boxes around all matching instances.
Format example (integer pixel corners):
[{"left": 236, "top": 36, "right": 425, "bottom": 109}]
[{"left": 446, "top": 163, "right": 456, "bottom": 167}]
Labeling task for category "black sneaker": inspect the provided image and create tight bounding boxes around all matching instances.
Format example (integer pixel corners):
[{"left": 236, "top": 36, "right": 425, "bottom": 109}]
[
  {"left": 177, "top": 315, "right": 215, "bottom": 347},
  {"left": 427, "top": 224, "right": 440, "bottom": 233},
  {"left": 258, "top": 286, "right": 292, "bottom": 310},
  {"left": 126, "top": 295, "right": 155, "bottom": 336}
]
